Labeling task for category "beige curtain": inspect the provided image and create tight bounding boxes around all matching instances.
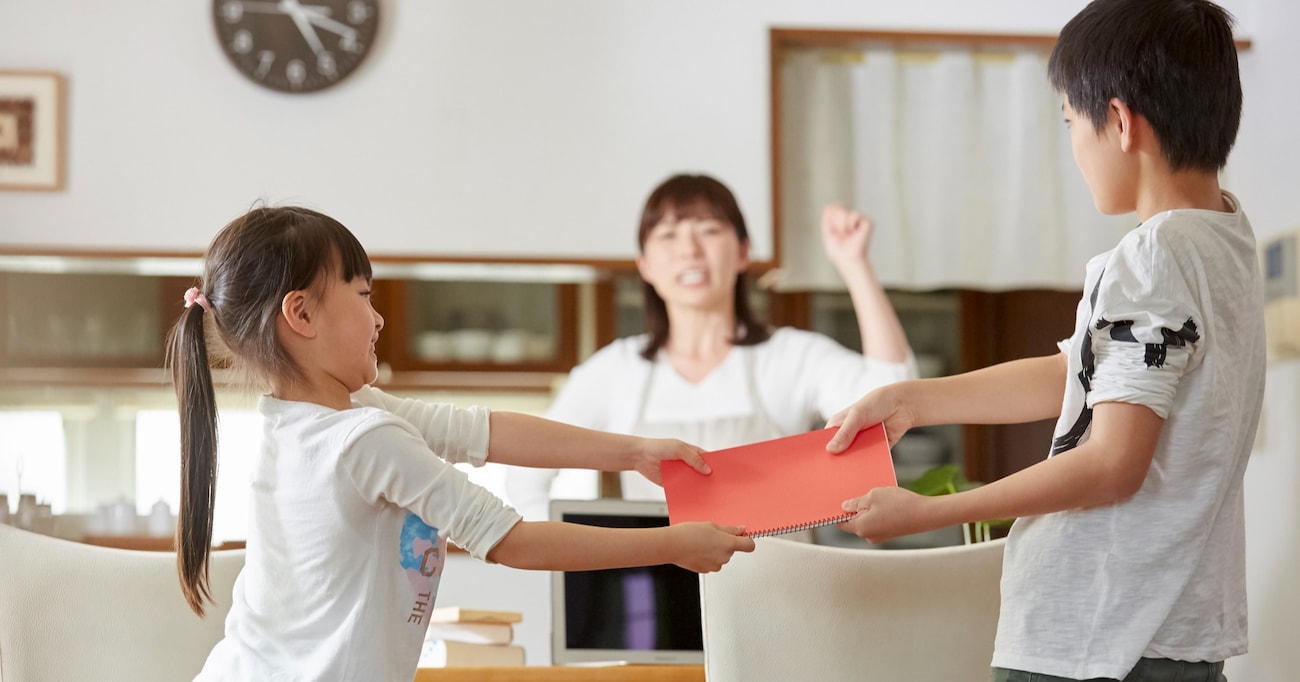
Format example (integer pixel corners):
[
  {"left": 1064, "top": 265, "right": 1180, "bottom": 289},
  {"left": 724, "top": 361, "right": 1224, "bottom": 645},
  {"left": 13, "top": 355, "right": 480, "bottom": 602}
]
[{"left": 778, "top": 45, "right": 1135, "bottom": 291}]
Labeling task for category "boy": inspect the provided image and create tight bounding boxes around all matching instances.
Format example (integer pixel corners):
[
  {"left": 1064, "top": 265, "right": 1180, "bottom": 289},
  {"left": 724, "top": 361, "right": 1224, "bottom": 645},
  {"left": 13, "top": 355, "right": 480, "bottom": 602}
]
[{"left": 825, "top": 1, "right": 1262, "bottom": 680}]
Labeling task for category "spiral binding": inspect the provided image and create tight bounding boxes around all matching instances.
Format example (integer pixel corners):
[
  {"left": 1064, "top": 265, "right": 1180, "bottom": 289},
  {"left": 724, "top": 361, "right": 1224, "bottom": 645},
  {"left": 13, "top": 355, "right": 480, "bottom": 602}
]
[{"left": 748, "top": 512, "right": 855, "bottom": 538}]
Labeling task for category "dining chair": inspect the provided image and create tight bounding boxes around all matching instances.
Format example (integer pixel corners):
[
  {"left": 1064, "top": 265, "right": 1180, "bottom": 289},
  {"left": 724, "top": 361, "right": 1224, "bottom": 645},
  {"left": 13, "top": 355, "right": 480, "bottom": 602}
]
[
  {"left": 699, "top": 536, "right": 1006, "bottom": 682},
  {"left": 0, "top": 524, "right": 244, "bottom": 682}
]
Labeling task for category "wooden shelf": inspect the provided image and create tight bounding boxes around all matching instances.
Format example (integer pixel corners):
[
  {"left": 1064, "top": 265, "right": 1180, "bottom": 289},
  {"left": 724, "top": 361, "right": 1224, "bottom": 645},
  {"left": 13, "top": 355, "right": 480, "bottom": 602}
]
[
  {"left": 0, "top": 367, "right": 173, "bottom": 388},
  {"left": 414, "top": 666, "right": 704, "bottom": 682},
  {"left": 78, "top": 535, "right": 246, "bottom": 552},
  {"left": 1, "top": 269, "right": 586, "bottom": 392},
  {"left": 0, "top": 367, "right": 565, "bottom": 395},
  {"left": 378, "top": 371, "right": 563, "bottom": 394}
]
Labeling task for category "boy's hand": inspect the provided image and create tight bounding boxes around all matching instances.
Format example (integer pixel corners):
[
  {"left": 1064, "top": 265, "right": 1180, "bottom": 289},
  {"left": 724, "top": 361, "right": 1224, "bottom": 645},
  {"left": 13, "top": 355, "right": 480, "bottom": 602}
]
[
  {"left": 669, "top": 523, "right": 756, "bottom": 573},
  {"left": 837, "top": 487, "right": 933, "bottom": 544},
  {"left": 633, "top": 438, "right": 709, "bottom": 485},
  {"left": 825, "top": 383, "right": 917, "bottom": 452},
  {"left": 821, "top": 203, "right": 876, "bottom": 271}
]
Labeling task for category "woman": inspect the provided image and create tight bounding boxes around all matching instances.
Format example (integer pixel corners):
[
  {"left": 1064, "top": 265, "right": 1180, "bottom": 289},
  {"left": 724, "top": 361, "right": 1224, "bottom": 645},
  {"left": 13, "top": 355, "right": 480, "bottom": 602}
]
[{"left": 505, "top": 174, "right": 916, "bottom": 521}]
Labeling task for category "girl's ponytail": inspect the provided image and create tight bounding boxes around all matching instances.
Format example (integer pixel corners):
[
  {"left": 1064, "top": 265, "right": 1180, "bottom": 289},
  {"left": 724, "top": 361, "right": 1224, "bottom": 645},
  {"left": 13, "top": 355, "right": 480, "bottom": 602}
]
[{"left": 168, "top": 288, "right": 219, "bottom": 616}]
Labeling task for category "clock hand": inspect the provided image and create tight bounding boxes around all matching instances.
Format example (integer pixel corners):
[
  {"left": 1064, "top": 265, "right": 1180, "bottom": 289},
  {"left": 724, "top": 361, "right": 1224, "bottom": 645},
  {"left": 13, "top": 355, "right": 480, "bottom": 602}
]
[
  {"left": 302, "top": 7, "right": 358, "bottom": 40},
  {"left": 234, "top": 1, "right": 288, "bottom": 13},
  {"left": 280, "top": 0, "right": 327, "bottom": 56},
  {"left": 234, "top": 0, "right": 332, "bottom": 14}
]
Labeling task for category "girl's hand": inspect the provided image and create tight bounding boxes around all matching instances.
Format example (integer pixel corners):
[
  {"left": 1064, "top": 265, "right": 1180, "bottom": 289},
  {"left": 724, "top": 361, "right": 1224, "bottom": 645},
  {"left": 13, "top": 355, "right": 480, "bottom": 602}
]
[
  {"left": 821, "top": 204, "right": 876, "bottom": 271},
  {"left": 669, "top": 523, "right": 756, "bottom": 573},
  {"left": 633, "top": 438, "right": 709, "bottom": 485},
  {"left": 836, "top": 486, "right": 935, "bottom": 544}
]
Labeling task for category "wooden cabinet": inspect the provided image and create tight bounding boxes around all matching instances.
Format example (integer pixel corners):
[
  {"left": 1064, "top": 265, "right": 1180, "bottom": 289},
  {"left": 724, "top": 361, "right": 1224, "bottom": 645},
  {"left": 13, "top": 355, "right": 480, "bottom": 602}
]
[
  {"left": 0, "top": 272, "right": 193, "bottom": 381},
  {"left": 0, "top": 263, "right": 1081, "bottom": 462},
  {"left": 0, "top": 266, "right": 584, "bottom": 392},
  {"left": 957, "top": 289, "right": 1082, "bottom": 483},
  {"left": 373, "top": 279, "right": 578, "bottom": 374},
  {"left": 370, "top": 278, "right": 580, "bottom": 392}
]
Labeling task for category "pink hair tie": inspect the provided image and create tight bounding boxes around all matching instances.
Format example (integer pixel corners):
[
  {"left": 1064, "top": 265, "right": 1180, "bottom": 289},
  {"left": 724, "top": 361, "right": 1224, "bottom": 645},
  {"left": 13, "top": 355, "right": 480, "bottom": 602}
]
[{"left": 183, "top": 287, "right": 212, "bottom": 312}]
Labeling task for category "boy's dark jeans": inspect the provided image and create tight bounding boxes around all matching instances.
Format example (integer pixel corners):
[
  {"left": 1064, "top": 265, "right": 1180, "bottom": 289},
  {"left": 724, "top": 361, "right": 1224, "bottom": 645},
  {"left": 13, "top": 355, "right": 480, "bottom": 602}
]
[{"left": 992, "top": 658, "right": 1226, "bottom": 682}]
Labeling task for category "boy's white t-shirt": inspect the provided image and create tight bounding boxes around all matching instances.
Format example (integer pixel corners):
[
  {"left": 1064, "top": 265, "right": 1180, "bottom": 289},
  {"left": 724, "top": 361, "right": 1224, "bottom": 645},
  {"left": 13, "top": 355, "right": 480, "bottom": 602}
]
[
  {"left": 992, "top": 192, "right": 1265, "bottom": 679},
  {"left": 195, "top": 386, "right": 522, "bottom": 682}
]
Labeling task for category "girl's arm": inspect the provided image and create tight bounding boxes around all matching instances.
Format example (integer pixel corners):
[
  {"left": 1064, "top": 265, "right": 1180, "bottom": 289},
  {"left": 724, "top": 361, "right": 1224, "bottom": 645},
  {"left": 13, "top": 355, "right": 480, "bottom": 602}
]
[
  {"left": 487, "top": 520, "right": 755, "bottom": 573},
  {"left": 354, "top": 386, "right": 705, "bottom": 482},
  {"left": 502, "top": 345, "right": 629, "bottom": 519},
  {"left": 488, "top": 412, "right": 709, "bottom": 484},
  {"left": 351, "top": 386, "right": 490, "bottom": 465}
]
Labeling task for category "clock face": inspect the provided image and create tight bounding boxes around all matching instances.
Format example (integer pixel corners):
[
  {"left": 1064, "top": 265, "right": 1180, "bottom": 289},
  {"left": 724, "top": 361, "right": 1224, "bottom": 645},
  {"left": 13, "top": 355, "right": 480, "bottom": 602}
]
[{"left": 213, "top": 0, "right": 380, "bottom": 94}]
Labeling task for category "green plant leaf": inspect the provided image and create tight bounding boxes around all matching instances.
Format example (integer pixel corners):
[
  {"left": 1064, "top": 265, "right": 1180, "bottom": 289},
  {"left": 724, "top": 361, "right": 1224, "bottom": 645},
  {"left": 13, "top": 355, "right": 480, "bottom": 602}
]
[{"left": 902, "top": 463, "right": 962, "bottom": 496}]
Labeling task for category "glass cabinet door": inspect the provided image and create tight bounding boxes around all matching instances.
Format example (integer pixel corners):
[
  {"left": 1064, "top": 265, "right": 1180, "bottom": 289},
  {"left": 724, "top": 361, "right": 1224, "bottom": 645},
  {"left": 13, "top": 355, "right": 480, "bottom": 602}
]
[
  {"left": 374, "top": 279, "right": 579, "bottom": 373},
  {"left": 0, "top": 272, "right": 189, "bottom": 369}
]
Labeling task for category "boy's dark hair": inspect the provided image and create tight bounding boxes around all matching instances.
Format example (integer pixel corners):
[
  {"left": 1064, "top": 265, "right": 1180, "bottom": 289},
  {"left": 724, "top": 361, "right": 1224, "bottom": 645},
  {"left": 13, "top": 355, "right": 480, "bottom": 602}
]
[
  {"left": 1048, "top": 0, "right": 1242, "bottom": 172},
  {"left": 635, "top": 174, "right": 771, "bottom": 360}
]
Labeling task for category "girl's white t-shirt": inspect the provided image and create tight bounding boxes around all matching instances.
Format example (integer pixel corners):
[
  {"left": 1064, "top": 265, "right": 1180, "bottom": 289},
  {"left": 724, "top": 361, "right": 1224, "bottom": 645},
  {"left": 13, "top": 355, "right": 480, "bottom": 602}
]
[{"left": 196, "top": 387, "right": 521, "bottom": 682}]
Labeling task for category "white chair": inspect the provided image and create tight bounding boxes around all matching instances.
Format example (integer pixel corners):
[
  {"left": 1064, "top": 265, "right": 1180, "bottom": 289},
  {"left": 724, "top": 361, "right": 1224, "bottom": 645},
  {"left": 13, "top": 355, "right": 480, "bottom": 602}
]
[
  {"left": 0, "top": 524, "right": 244, "bottom": 682},
  {"left": 700, "top": 536, "right": 1006, "bottom": 682}
]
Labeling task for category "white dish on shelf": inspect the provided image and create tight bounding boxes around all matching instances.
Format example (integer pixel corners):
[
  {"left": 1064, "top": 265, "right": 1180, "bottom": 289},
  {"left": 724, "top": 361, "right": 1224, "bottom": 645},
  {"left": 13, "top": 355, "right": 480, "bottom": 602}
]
[
  {"left": 491, "top": 330, "right": 527, "bottom": 363},
  {"left": 415, "top": 331, "right": 453, "bottom": 361},
  {"left": 450, "top": 329, "right": 495, "bottom": 362}
]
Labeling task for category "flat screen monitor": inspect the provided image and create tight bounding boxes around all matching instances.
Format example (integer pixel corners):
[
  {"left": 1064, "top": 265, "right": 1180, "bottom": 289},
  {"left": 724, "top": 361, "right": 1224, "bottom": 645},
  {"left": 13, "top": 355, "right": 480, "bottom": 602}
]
[{"left": 549, "top": 498, "right": 704, "bottom": 666}]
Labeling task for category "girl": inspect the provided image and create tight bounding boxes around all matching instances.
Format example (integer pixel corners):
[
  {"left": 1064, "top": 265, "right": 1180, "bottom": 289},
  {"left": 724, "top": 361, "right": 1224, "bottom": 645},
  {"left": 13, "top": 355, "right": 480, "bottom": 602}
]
[{"left": 169, "top": 205, "right": 753, "bottom": 680}]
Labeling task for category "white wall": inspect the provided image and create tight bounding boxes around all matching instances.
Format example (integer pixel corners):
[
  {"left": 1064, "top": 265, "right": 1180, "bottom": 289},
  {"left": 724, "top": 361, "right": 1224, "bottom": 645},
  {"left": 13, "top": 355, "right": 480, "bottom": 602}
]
[
  {"left": 1216, "top": 2, "right": 1300, "bottom": 680},
  {"left": 0, "top": 0, "right": 1173, "bottom": 261},
  {"left": 5, "top": 0, "right": 1298, "bottom": 677}
]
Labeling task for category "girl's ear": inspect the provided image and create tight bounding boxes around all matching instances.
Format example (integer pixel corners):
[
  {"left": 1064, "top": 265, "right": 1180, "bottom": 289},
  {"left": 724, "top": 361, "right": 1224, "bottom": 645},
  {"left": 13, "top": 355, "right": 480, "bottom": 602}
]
[{"left": 280, "top": 290, "right": 317, "bottom": 339}]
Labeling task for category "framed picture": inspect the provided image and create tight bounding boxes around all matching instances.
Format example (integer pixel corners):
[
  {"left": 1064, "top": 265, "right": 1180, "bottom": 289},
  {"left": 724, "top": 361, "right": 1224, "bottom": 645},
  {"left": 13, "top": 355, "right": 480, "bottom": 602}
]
[{"left": 0, "top": 71, "right": 65, "bottom": 191}]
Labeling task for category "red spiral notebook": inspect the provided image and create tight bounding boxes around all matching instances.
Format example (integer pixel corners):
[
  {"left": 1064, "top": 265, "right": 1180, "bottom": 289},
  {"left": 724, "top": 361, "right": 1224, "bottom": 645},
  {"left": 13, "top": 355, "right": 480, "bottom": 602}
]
[{"left": 660, "top": 425, "right": 895, "bottom": 537}]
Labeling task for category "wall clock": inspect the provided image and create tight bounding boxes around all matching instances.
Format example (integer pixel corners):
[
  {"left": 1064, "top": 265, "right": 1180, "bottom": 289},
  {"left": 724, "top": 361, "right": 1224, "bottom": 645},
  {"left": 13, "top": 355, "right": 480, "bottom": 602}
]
[{"left": 213, "top": 0, "right": 380, "bottom": 94}]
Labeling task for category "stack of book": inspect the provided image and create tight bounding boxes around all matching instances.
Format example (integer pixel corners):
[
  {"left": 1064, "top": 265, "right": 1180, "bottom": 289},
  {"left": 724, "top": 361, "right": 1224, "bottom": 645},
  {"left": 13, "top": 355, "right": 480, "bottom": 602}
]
[{"left": 418, "top": 606, "right": 526, "bottom": 668}]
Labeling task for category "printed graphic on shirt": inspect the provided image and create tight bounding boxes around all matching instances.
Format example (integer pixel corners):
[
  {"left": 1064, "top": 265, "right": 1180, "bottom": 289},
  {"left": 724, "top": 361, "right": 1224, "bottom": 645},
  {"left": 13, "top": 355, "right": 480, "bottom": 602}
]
[
  {"left": 1052, "top": 277, "right": 1102, "bottom": 456},
  {"left": 1052, "top": 267, "right": 1200, "bottom": 457},
  {"left": 399, "top": 512, "right": 445, "bottom": 626},
  {"left": 1096, "top": 316, "right": 1200, "bottom": 368}
]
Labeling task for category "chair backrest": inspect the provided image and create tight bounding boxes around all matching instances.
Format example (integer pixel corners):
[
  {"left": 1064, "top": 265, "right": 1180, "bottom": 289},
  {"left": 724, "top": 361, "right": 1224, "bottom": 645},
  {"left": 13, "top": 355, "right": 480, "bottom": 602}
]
[
  {"left": 700, "top": 536, "right": 1005, "bottom": 682},
  {"left": 0, "top": 524, "right": 244, "bottom": 682}
]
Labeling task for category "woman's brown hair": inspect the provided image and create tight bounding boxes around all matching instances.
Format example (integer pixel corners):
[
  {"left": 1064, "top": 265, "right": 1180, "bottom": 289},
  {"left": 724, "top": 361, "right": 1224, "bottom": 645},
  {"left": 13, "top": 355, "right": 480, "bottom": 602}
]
[
  {"left": 167, "top": 205, "right": 371, "bottom": 615},
  {"left": 636, "top": 174, "right": 771, "bottom": 360}
]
